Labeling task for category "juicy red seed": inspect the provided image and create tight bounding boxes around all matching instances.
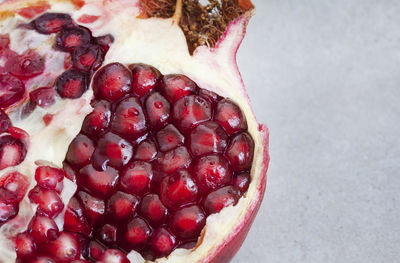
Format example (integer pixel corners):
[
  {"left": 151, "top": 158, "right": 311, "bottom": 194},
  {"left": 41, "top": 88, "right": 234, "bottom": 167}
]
[
  {"left": 157, "top": 146, "right": 191, "bottom": 173},
  {"left": 193, "top": 154, "right": 232, "bottom": 193},
  {"left": 134, "top": 139, "right": 157, "bottom": 161},
  {"left": 98, "top": 224, "right": 117, "bottom": 245},
  {"left": 42, "top": 113, "right": 54, "bottom": 125},
  {"left": 55, "top": 179, "right": 64, "bottom": 193},
  {"left": 47, "top": 232, "right": 81, "bottom": 262},
  {"left": 33, "top": 12, "right": 73, "bottom": 34},
  {"left": 0, "top": 171, "right": 29, "bottom": 201},
  {"left": 172, "top": 95, "right": 212, "bottom": 134},
  {"left": 55, "top": 26, "right": 91, "bottom": 51},
  {"left": 119, "top": 161, "right": 153, "bottom": 196},
  {"left": 99, "top": 249, "right": 129, "bottom": 263},
  {"left": 0, "top": 200, "right": 18, "bottom": 225},
  {"left": 226, "top": 132, "right": 254, "bottom": 171},
  {"left": 79, "top": 164, "right": 119, "bottom": 197},
  {"left": 34, "top": 166, "right": 64, "bottom": 190},
  {"left": 0, "top": 34, "right": 10, "bottom": 49},
  {"left": 0, "top": 74, "right": 25, "bottom": 108},
  {"left": 160, "top": 170, "right": 198, "bottom": 209},
  {"left": 199, "top": 89, "right": 219, "bottom": 103},
  {"left": 139, "top": 194, "right": 167, "bottom": 226},
  {"left": 130, "top": 63, "right": 161, "bottom": 97},
  {"left": 77, "top": 14, "right": 100, "bottom": 23},
  {"left": 111, "top": 96, "right": 146, "bottom": 138},
  {"left": 15, "top": 232, "right": 36, "bottom": 258},
  {"left": 124, "top": 217, "right": 151, "bottom": 248},
  {"left": 95, "top": 34, "right": 114, "bottom": 53},
  {"left": 81, "top": 100, "right": 111, "bottom": 137},
  {"left": 9, "top": 50, "right": 45, "bottom": 78},
  {"left": 106, "top": 191, "right": 139, "bottom": 220},
  {"left": 63, "top": 162, "right": 77, "bottom": 182},
  {"left": 76, "top": 190, "right": 105, "bottom": 223},
  {"left": 29, "top": 215, "right": 59, "bottom": 244},
  {"left": 233, "top": 172, "right": 250, "bottom": 194},
  {"left": 7, "top": 126, "right": 29, "bottom": 140},
  {"left": 93, "top": 62, "right": 132, "bottom": 102},
  {"left": 64, "top": 197, "right": 91, "bottom": 235},
  {"left": 28, "top": 186, "right": 64, "bottom": 217},
  {"left": 161, "top": 74, "right": 197, "bottom": 102},
  {"left": 66, "top": 134, "right": 94, "bottom": 167},
  {"left": 31, "top": 256, "right": 56, "bottom": 263},
  {"left": 215, "top": 99, "right": 247, "bottom": 135},
  {"left": 189, "top": 121, "right": 228, "bottom": 156},
  {"left": 71, "top": 260, "right": 91, "bottom": 263},
  {"left": 169, "top": 205, "right": 206, "bottom": 239},
  {"left": 145, "top": 92, "right": 170, "bottom": 129},
  {"left": 202, "top": 186, "right": 239, "bottom": 214},
  {"left": 0, "top": 109, "right": 11, "bottom": 134},
  {"left": 16, "top": 4, "right": 50, "bottom": 19},
  {"left": 156, "top": 124, "right": 184, "bottom": 152},
  {"left": 87, "top": 240, "right": 106, "bottom": 261},
  {"left": 55, "top": 69, "right": 89, "bottom": 99},
  {"left": 72, "top": 44, "right": 104, "bottom": 72},
  {"left": 29, "top": 87, "right": 55, "bottom": 108},
  {"left": 150, "top": 227, "right": 177, "bottom": 257},
  {"left": 0, "top": 136, "right": 27, "bottom": 170},
  {"left": 92, "top": 132, "right": 133, "bottom": 170},
  {"left": 0, "top": 188, "right": 18, "bottom": 204}
]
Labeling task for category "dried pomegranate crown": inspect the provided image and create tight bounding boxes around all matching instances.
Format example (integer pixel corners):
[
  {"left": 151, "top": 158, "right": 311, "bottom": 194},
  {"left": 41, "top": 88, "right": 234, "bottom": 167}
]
[{"left": 0, "top": 0, "right": 269, "bottom": 263}]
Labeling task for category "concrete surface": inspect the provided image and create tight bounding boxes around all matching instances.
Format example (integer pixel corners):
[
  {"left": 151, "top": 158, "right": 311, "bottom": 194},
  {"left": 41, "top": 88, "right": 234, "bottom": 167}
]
[{"left": 234, "top": 1, "right": 400, "bottom": 262}]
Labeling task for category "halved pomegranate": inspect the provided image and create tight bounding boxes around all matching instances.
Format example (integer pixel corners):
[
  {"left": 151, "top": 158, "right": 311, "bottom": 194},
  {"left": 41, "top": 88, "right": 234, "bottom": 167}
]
[{"left": 0, "top": 0, "right": 269, "bottom": 263}]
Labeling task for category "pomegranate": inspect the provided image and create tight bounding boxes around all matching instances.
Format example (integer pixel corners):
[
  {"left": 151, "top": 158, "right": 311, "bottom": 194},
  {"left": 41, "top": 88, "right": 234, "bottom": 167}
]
[{"left": 0, "top": 0, "right": 269, "bottom": 263}]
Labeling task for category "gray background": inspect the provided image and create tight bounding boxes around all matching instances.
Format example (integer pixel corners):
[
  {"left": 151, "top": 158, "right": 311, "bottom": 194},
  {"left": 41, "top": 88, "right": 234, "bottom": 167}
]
[{"left": 234, "top": 1, "right": 400, "bottom": 262}]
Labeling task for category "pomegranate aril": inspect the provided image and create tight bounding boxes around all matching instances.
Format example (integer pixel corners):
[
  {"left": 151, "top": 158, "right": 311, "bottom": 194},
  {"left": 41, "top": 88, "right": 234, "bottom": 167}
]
[
  {"left": 189, "top": 121, "right": 228, "bottom": 156},
  {"left": 199, "top": 89, "right": 219, "bottom": 103},
  {"left": 106, "top": 191, "right": 139, "bottom": 220},
  {"left": 0, "top": 34, "right": 10, "bottom": 50},
  {"left": 0, "top": 201, "right": 18, "bottom": 225},
  {"left": 0, "top": 188, "right": 18, "bottom": 204},
  {"left": 169, "top": 205, "right": 205, "bottom": 239},
  {"left": 0, "top": 74, "right": 25, "bottom": 108},
  {"left": 95, "top": 34, "right": 114, "bottom": 53},
  {"left": 111, "top": 96, "right": 146, "bottom": 138},
  {"left": 0, "top": 109, "right": 11, "bottom": 134},
  {"left": 157, "top": 146, "right": 191, "bottom": 173},
  {"left": 145, "top": 92, "right": 170, "bottom": 129},
  {"left": 193, "top": 154, "right": 232, "bottom": 193},
  {"left": 93, "top": 62, "right": 132, "bottom": 102},
  {"left": 72, "top": 44, "right": 104, "bottom": 72},
  {"left": 79, "top": 165, "right": 119, "bottom": 198},
  {"left": 119, "top": 161, "right": 153, "bottom": 196},
  {"left": 150, "top": 227, "right": 177, "bottom": 257},
  {"left": 172, "top": 94, "right": 212, "bottom": 134},
  {"left": 130, "top": 63, "right": 161, "bottom": 97},
  {"left": 29, "top": 87, "right": 55, "bottom": 108},
  {"left": 28, "top": 186, "right": 64, "bottom": 217},
  {"left": 63, "top": 162, "right": 78, "bottom": 182},
  {"left": 31, "top": 256, "right": 56, "bottom": 263},
  {"left": 55, "top": 26, "right": 91, "bottom": 52},
  {"left": 34, "top": 166, "right": 64, "bottom": 190},
  {"left": 156, "top": 124, "right": 184, "bottom": 152},
  {"left": 124, "top": 217, "right": 151, "bottom": 248},
  {"left": 71, "top": 260, "right": 91, "bottom": 263},
  {"left": 81, "top": 100, "right": 111, "bottom": 137},
  {"left": 76, "top": 190, "right": 105, "bottom": 224},
  {"left": 29, "top": 215, "right": 59, "bottom": 244},
  {"left": 160, "top": 170, "right": 198, "bottom": 209},
  {"left": 87, "top": 240, "right": 106, "bottom": 261},
  {"left": 33, "top": 12, "right": 73, "bottom": 34},
  {"left": 99, "top": 249, "right": 129, "bottom": 263},
  {"left": 215, "top": 99, "right": 247, "bottom": 135},
  {"left": 46, "top": 232, "right": 81, "bottom": 262},
  {"left": 203, "top": 186, "right": 239, "bottom": 214},
  {"left": 55, "top": 69, "right": 89, "bottom": 99},
  {"left": 0, "top": 171, "right": 29, "bottom": 201},
  {"left": 15, "top": 232, "right": 36, "bottom": 259},
  {"left": 66, "top": 134, "right": 94, "bottom": 168},
  {"left": 92, "top": 132, "right": 133, "bottom": 170},
  {"left": 226, "top": 132, "right": 254, "bottom": 171},
  {"left": 64, "top": 197, "right": 91, "bottom": 235},
  {"left": 233, "top": 172, "right": 250, "bottom": 194},
  {"left": 9, "top": 50, "right": 45, "bottom": 78},
  {"left": 134, "top": 139, "right": 157, "bottom": 161},
  {"left": 139, "top": 194, "right": 167, "bottom": 226},
  {"left": 161, "top": 74, "right": 197, "bottom": 102},
  {"left": 0, "top": 136, "right": 27, "bottom": 169},
  {"left": 16, "top": 3, "right": 50, "bottom": 19},
  {"left": 55, "top": 179, "right": 64, "bottom": 193},
  {"left": 98, "top": 223, "right": 117, "bottom": 245}
]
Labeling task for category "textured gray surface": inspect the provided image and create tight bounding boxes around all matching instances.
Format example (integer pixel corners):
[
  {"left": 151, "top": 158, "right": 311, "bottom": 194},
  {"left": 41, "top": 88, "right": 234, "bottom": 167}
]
[{"left": 234, "top": 1, "right": 400, "bottom": 262}]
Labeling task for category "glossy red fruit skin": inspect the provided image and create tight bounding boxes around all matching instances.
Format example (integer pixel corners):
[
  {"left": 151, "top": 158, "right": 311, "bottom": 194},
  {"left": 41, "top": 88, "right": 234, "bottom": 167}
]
[
  {"left": 0, "top": 171, "right": 29, "bottom": 201},
  {"left": 76, "top": 190, "right": 105, "bottom": 224},
  {"left": 149, "top": 227, "right": 177, "bottom": 258},
  {"left": 111, "top": 96, "right": 146, "bottom": 138},
  {"left": 65, "top": 134, "right": 94, "bottom": 168},
  {"left": 33, "top": 13, "right": 73, "bottom": 34},
  {"left": 145, "top": 92, "right": 170, "bottom": 130},
  {"left": 215, "top": 99, "right": 247, "bottom": 135},
  {"left": 9, "top": 50, "right": 45, "bottom": 78},
  {"left": 124, "top": 217, "right": 152, "bottom": 249},
  {"left": 99, "top": 249, "right": 129, "bottom": 263},
  {"left": 203, "top": 186, "right": 239, "bottom": 214},
  {"left": 119, "top": 161, "right": 153, "bottom": 196},
  {"left": 47, "top": 232, "right": 81, "bottom": 263},
  {"left": 139, "top": 194, "right": 168, "bottom": 226},
  {"left": 29, "top": 87, "right": 55, "bottom": 108},
  {"left": 64, "top": 197, "right": 91, "bottom": 235},
  {"left": 28, "top": 186, "right": 64, "bottom": 218},
  {"left": 226, "top": 132, "right": 254, "bottom": 172},
  {"left": 161, "top": 74, "right": 197, "bottom": 102},
  {"left": 189, "top": 121, "right": 228, "bottom": 156},
  {"left": 34, "top": 166, "right": 64, "bottom": 190},
  {"left": 55, "top": 26, "right": 91, "bottom": 52},
  {"left": 87, "top": 240, "right": 106, "bottom": 261},
  {"left": 55, "top": 69, "right": 89, "bottom": 99},
  {"left": 81, "top": 100, "right": 111, "bottom": 137},
  {"left": 130, "top": 63, "right": 161, "bottom": 97},
  {"left": 79, "top": 164, "right": 119, "bottom": 198},
  {"left": 169, "top": 205, "right": 206, "bottom": 239},
  {"left": 72, "top": 44, "right": 104, "bottom": 73},
  {"left": 29, "top": 215, "right": 59, "bottom": 244},
  {"left": 15, "top": 232, "right": 36, "bottom": 259},
  {"left": 0, "top": 109, "right": 11, "bottom": 133},
  {"left": 0, "top": 74, "right": 25, "bottom": 108},
  {"left": 106, "top": 191, "right": 139, "bottom": 220}
]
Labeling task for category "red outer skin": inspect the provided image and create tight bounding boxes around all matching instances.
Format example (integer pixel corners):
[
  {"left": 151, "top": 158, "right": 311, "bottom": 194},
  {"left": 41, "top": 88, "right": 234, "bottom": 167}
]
[{"left": 203, "top": 125, "right": 269, "bottom": 263}]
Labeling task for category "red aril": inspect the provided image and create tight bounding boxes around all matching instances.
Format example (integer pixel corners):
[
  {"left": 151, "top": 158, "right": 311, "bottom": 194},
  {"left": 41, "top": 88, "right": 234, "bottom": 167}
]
[
  {"left": 149, "top": 227, "right": 177, "bottom": 257},
  {"left": 139, "top": 194, "right": 167, "bottom": 226},
  {"left": 29, "top": 87, "right": 55, "bottom": 108},
  {"left": 28, "top": 186, "right": 64, "bottom": 218},
  {"left": 119, "top": 161, "right": 153, "bottom": 196},
  {"left": 55, "top": 26, "right": 91, "bottom": 52},
  {"left": 106, "top": 191, "right": 139, "bottom": 220},
  {"left": 15, "top": 232, "right": 36, "bottom": 259},
  {"left": 33, "top": 13, "right": 73, "bottom": 34},
  {"left": 34, "top": 166, "right": 64, "bottom": 190},
  {"left": 55, "top": 69, "right": 89, "bottom": 99},
  {"left": 9, "top": 50, "right": 45, "bottom": 78},
  {"left": 203, "top": 186, "right": 239, "bottom": 214},
  {"left": 81, "top": 100, "right": 111, "bottom": 137},
  {"left": 0, "top": 109, "right": 11, "bottom": 133},
  {"left": 215, "top": 99, "right": 247, "bottom": 135},
  {"left": 226, "top": 132, "right": 254, "bottom": 172},
  {"left": 46, "top": 232, "right": 81, "bottom": 262},
  {"left": 72, "top": 44, "right": 104, "bottom": 72},
  {"left": 29, "top": 215, "right": 59, "bottom": 244},
  {"left": 161, "top": 74, "right": 197, "bottom": 102},
  {"left": 97, "top": 223, "right": 117, "bottom": 245},
  {"left": 111, "top": 96, "right": 146, "bottom": 138},
  {"left": 99, "top": 249, "right": 129, "bottom": 263},
  {"left": 79, "top": 165, "right": 119, "bottom": 198},
  {"left": 169, "top": 205, "right": 206, "bottom": 239},
  {"left": 63, "top": 197, "right": 91, "bottom": 235},
  {"left": 0, "top": 74, "right": 25, "bottom": 108},
  {"left": 124, "top": 217, "right": 152, "bottom": 249},
  {"left": 156, "top": 124, "right": 184, "bottom": 152},
  {"left": 130, "top": 63, "right": 161, "bottom": 97}
]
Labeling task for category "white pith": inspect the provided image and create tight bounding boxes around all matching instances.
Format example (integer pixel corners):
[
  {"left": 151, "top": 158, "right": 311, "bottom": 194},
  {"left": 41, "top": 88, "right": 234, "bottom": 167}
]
[{"left": 0, "top": 1, "right": 266, "bottom": 263}]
